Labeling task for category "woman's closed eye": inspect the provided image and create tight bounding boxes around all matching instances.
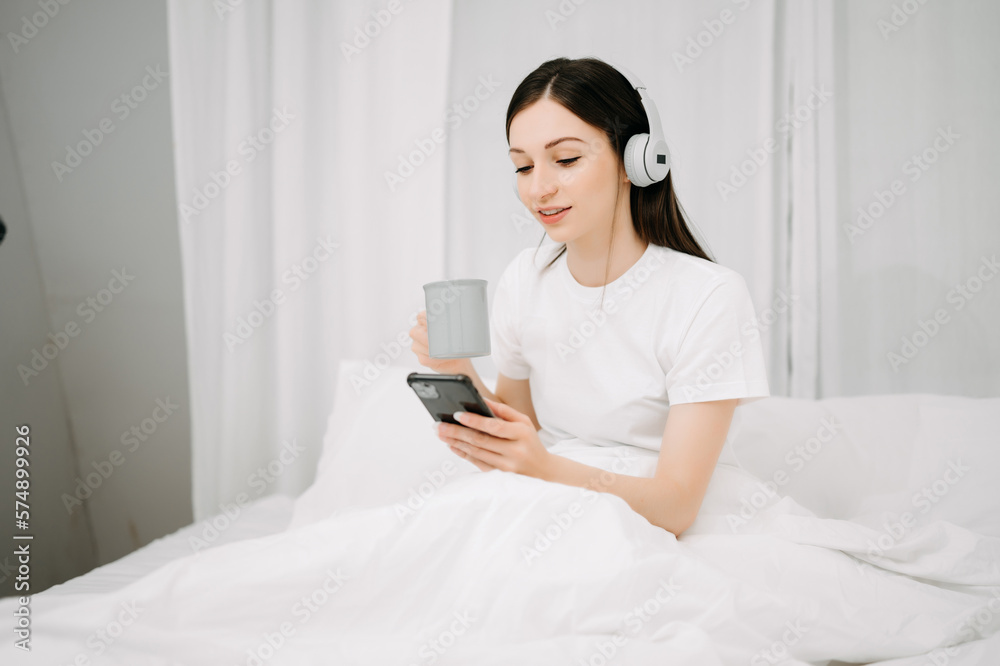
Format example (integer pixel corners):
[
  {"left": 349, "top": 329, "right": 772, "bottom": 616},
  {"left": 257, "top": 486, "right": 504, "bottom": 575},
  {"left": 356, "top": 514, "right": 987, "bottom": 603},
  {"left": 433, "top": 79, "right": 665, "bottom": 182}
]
[{"left": 514, "top": 157, "right": 581, "bottom": 174}]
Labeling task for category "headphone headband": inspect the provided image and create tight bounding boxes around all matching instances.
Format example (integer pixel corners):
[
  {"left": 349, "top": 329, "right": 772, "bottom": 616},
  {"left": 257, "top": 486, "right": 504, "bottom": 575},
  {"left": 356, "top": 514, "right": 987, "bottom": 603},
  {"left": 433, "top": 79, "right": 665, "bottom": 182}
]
[{"left": 609, "top": 62, "right": 666, "bottom": 148}]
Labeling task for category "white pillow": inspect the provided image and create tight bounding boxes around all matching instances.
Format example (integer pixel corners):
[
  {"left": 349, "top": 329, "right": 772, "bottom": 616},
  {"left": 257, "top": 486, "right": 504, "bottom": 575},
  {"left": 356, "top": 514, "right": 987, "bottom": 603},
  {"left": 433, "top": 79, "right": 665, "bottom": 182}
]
[
  {"left": 731, "top": 393, "right": 1000, "bottom": 536},
  {"left": 290, "top": 359, "right": 481, "bottom": 527}
]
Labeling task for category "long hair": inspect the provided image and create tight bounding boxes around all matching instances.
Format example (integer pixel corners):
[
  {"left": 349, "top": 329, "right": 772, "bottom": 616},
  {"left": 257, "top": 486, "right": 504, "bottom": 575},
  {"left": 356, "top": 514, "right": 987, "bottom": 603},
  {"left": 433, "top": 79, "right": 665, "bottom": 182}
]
[{"left": 505, "top": 57, "right": 713, "bottom": 306}]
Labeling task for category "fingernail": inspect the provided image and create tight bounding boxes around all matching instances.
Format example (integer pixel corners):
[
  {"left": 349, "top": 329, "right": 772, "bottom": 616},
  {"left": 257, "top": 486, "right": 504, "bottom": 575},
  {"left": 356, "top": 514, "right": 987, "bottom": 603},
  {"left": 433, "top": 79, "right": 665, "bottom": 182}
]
[{"left": 453, "top": 411, "right": 466, "bottom": 422}]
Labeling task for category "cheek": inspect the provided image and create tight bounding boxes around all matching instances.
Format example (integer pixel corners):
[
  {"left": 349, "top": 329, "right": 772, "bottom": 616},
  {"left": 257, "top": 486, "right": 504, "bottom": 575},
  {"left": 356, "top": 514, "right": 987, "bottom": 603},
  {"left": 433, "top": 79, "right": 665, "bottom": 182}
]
[{"left": 576, "top": 161, "right": 618, "bottom": 214}]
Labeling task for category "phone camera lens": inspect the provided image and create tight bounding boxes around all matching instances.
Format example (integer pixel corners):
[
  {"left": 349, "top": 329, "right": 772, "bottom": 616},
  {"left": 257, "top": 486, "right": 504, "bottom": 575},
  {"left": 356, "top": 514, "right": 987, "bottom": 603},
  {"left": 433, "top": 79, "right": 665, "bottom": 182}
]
[{"left": 414, "top": 382, "right": 440, "bottom": 400}]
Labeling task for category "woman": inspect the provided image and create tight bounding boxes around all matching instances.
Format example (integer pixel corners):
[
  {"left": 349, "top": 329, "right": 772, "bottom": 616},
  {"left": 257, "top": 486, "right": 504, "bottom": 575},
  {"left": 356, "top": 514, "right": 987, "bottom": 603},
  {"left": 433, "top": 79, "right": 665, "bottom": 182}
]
[{"left": 411, "top": 56, "right": 770, "bottom": 537}]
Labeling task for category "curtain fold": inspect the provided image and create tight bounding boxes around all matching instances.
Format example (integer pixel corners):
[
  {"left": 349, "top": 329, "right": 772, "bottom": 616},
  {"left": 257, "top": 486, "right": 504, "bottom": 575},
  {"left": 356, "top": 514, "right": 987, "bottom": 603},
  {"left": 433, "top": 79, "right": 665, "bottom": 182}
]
[{"left": 782, "top": 0, "right": 838, "bottom": 398}]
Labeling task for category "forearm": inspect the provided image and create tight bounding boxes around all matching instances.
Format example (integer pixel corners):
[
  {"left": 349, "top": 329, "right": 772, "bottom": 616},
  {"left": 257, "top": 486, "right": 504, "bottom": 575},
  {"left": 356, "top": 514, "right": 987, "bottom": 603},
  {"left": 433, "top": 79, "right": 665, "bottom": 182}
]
[{"left": 539, "top": 454, "right": 695, "bottom": 536}]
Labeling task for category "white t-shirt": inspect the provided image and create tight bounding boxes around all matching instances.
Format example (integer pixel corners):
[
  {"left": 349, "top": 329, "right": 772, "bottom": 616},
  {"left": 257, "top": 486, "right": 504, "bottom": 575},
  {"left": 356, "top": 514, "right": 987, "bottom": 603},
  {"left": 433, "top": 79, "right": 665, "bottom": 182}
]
[{"left": 489, "top": 241, "right": 771, "bottom": 468}]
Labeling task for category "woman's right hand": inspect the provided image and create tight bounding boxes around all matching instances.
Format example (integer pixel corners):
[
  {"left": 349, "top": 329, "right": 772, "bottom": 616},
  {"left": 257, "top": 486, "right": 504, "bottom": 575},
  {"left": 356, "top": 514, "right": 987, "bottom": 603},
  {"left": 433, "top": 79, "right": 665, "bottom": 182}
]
[{"left": 409, "top": 310, "right": 473, "bottom": 376}]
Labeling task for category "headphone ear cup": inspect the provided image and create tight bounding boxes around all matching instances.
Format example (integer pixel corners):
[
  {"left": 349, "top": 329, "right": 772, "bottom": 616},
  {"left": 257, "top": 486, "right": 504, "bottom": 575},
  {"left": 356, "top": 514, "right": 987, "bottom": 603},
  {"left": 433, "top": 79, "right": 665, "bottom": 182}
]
[
  {"left": 646, "top": 138, "right": 671, "bottom": 183},
  {"left": 624, "top": 133, "right": 651, "bottom": 187}
]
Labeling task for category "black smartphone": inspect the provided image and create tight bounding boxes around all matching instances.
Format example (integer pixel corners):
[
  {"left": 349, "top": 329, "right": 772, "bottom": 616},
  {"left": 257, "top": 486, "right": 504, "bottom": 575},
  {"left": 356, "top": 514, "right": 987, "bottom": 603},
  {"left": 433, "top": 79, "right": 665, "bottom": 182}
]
[{"left": 407, "top": 372, "right": 496, "bottom": 425}]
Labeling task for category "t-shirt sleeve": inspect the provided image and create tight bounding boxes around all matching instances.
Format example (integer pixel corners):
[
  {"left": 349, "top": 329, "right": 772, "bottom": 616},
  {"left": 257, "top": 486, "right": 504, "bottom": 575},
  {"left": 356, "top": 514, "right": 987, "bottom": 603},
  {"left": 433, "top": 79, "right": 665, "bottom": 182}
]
[
  {"left": 490, "top": 252, "right": 530, "bottom": 380},
  {"left": 660, "top": 273, "right": 771, "bottom": 406}
]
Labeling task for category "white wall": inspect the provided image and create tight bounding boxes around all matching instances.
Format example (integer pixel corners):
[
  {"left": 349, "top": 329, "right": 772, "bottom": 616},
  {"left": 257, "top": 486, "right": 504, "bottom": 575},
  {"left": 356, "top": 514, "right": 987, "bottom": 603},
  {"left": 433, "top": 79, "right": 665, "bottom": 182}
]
[{"left": 0, "top": 0, "right": 190, "bottom": 576}]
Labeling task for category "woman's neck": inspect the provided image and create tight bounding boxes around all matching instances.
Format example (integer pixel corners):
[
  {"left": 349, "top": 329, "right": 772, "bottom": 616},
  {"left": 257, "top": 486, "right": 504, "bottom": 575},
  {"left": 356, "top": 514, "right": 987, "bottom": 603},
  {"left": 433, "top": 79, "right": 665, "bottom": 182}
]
[{"left": 564, "top": 229, "right": 648, "bottom": 288}]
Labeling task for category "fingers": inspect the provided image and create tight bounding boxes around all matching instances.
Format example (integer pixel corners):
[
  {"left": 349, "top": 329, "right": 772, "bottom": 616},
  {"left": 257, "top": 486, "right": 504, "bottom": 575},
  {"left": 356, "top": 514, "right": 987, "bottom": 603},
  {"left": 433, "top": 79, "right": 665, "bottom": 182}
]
[
  {"left": 451, "top": 440, "right": 504, "bottom": 470},
  {"left": 442, "top": 419, "right": 514, "bottom": 457},
  {"left": 409, "top": 310, "right": 429, "bottom": 360},
  {"left": 457, "top": 450, "right": 493, "bottom": 472},
  {"left": 482, "top": 398, "right": 531, "bottom": 427},
  {"left": 452, "top": 410, "right": 513, "bottom": 442},
  {"left": 443, "top": 434, "right": 493, "bottom": 470}
]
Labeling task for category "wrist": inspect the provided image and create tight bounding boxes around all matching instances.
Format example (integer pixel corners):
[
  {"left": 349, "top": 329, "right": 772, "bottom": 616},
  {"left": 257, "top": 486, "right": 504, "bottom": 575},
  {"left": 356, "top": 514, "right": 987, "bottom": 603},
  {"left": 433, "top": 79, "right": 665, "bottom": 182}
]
[
  {"left": 535, "top": 448, "right": 559, "bottom": 483},
  {"left": 453, "top": 358, "right": 474, "bottom": 376}
]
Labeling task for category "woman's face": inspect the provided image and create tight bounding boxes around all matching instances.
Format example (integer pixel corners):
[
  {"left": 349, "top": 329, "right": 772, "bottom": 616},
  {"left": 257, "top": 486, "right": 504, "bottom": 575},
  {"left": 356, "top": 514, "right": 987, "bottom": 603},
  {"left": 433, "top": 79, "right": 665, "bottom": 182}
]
[{"left": 508, "top": 98, "right": 627, "bottom": 244}]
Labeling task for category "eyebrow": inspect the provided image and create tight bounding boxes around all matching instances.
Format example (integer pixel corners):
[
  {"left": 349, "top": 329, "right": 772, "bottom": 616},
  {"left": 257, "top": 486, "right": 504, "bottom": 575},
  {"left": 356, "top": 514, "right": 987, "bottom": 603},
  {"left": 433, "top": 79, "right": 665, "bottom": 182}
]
[{"left": 508, "top": 136, "right": 585, "bottom": 154}]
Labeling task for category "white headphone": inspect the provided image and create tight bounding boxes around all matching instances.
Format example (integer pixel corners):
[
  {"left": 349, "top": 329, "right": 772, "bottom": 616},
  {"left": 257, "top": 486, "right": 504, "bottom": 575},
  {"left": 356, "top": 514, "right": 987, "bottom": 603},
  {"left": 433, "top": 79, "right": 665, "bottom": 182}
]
[{"left": 513, "top": 62, "right": 671, "bottom": 200}]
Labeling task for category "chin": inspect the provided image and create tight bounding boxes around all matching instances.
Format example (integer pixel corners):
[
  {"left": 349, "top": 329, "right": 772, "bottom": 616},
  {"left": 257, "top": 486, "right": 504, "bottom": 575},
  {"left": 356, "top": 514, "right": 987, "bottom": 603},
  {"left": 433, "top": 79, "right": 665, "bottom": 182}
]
[
  {"left": 542, "top": 227, "right": 568, "bottom": 243},
  {"left": 542, "top": 223, "right": 578, "bottom": 244}
]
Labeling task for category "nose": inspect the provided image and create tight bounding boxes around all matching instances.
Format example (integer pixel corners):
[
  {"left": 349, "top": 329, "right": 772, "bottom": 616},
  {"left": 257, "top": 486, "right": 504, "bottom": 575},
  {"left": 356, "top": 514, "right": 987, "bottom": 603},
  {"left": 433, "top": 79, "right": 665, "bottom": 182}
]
[{"left": 528, "top": 165, "right": 558, "bottom": 203}]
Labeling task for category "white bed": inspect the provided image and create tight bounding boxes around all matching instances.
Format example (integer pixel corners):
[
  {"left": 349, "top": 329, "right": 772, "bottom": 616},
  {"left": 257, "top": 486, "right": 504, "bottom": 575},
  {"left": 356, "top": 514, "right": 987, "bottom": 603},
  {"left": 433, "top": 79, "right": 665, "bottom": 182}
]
[
  {"left": 3, "top": 360, "right": 999, "bottom": 665},
  {"left": 39, "top": 494, "right": 295, "bottom": 600}
]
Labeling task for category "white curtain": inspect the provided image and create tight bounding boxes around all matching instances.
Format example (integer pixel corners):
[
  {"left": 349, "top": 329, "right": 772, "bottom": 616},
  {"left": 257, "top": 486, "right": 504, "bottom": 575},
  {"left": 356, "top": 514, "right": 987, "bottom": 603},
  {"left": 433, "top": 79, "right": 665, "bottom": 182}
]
[
  {"left": 821, "top": 0, "right": 1000, "bottom": 398},
  {"left": 167, "top": 0, "right": 999, "bottom": 518},
  {"left": 167, "top": 0, "right": 454, "bottom": 519}
]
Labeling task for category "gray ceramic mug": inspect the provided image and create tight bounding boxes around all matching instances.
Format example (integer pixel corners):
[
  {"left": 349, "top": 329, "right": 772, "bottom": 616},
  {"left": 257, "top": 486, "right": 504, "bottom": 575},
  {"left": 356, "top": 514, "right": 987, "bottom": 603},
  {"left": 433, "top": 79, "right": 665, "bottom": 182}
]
[{"left": 422, "top": 279, "right": 491, "bottom": 358}]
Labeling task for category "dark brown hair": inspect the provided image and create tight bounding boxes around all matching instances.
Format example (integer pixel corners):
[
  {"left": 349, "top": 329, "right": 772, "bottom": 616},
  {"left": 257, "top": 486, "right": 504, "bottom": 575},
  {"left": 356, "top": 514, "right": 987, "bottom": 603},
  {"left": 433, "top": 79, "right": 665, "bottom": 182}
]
[{"left": 506, "top": 57, "right": 714, "bottom": 305}]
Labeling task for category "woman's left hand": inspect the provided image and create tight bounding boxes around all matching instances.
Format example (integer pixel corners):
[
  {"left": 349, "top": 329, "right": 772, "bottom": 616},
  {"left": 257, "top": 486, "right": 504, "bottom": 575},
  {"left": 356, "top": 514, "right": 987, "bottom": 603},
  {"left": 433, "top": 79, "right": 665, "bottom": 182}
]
[{"left": 437, "top": 398, "right": 553, "bottom": 479}]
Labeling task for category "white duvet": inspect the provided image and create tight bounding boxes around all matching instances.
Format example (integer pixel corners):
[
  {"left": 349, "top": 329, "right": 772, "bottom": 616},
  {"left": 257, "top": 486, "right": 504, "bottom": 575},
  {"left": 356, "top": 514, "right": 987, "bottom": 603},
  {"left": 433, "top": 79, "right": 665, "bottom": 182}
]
[{"left": 4, "top": 363, "right": 1000, "bottom": 665}]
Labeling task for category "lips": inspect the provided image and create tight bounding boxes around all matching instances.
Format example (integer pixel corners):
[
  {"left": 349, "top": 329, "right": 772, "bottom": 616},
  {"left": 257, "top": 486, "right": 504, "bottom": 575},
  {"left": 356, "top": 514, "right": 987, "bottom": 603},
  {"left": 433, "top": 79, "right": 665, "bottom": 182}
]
[
  {"left": 538, "top": 206, "right": 570, "bottom": 216},
  {"left": 537, "top": 206, "right": 571, "bottom": 225}
]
